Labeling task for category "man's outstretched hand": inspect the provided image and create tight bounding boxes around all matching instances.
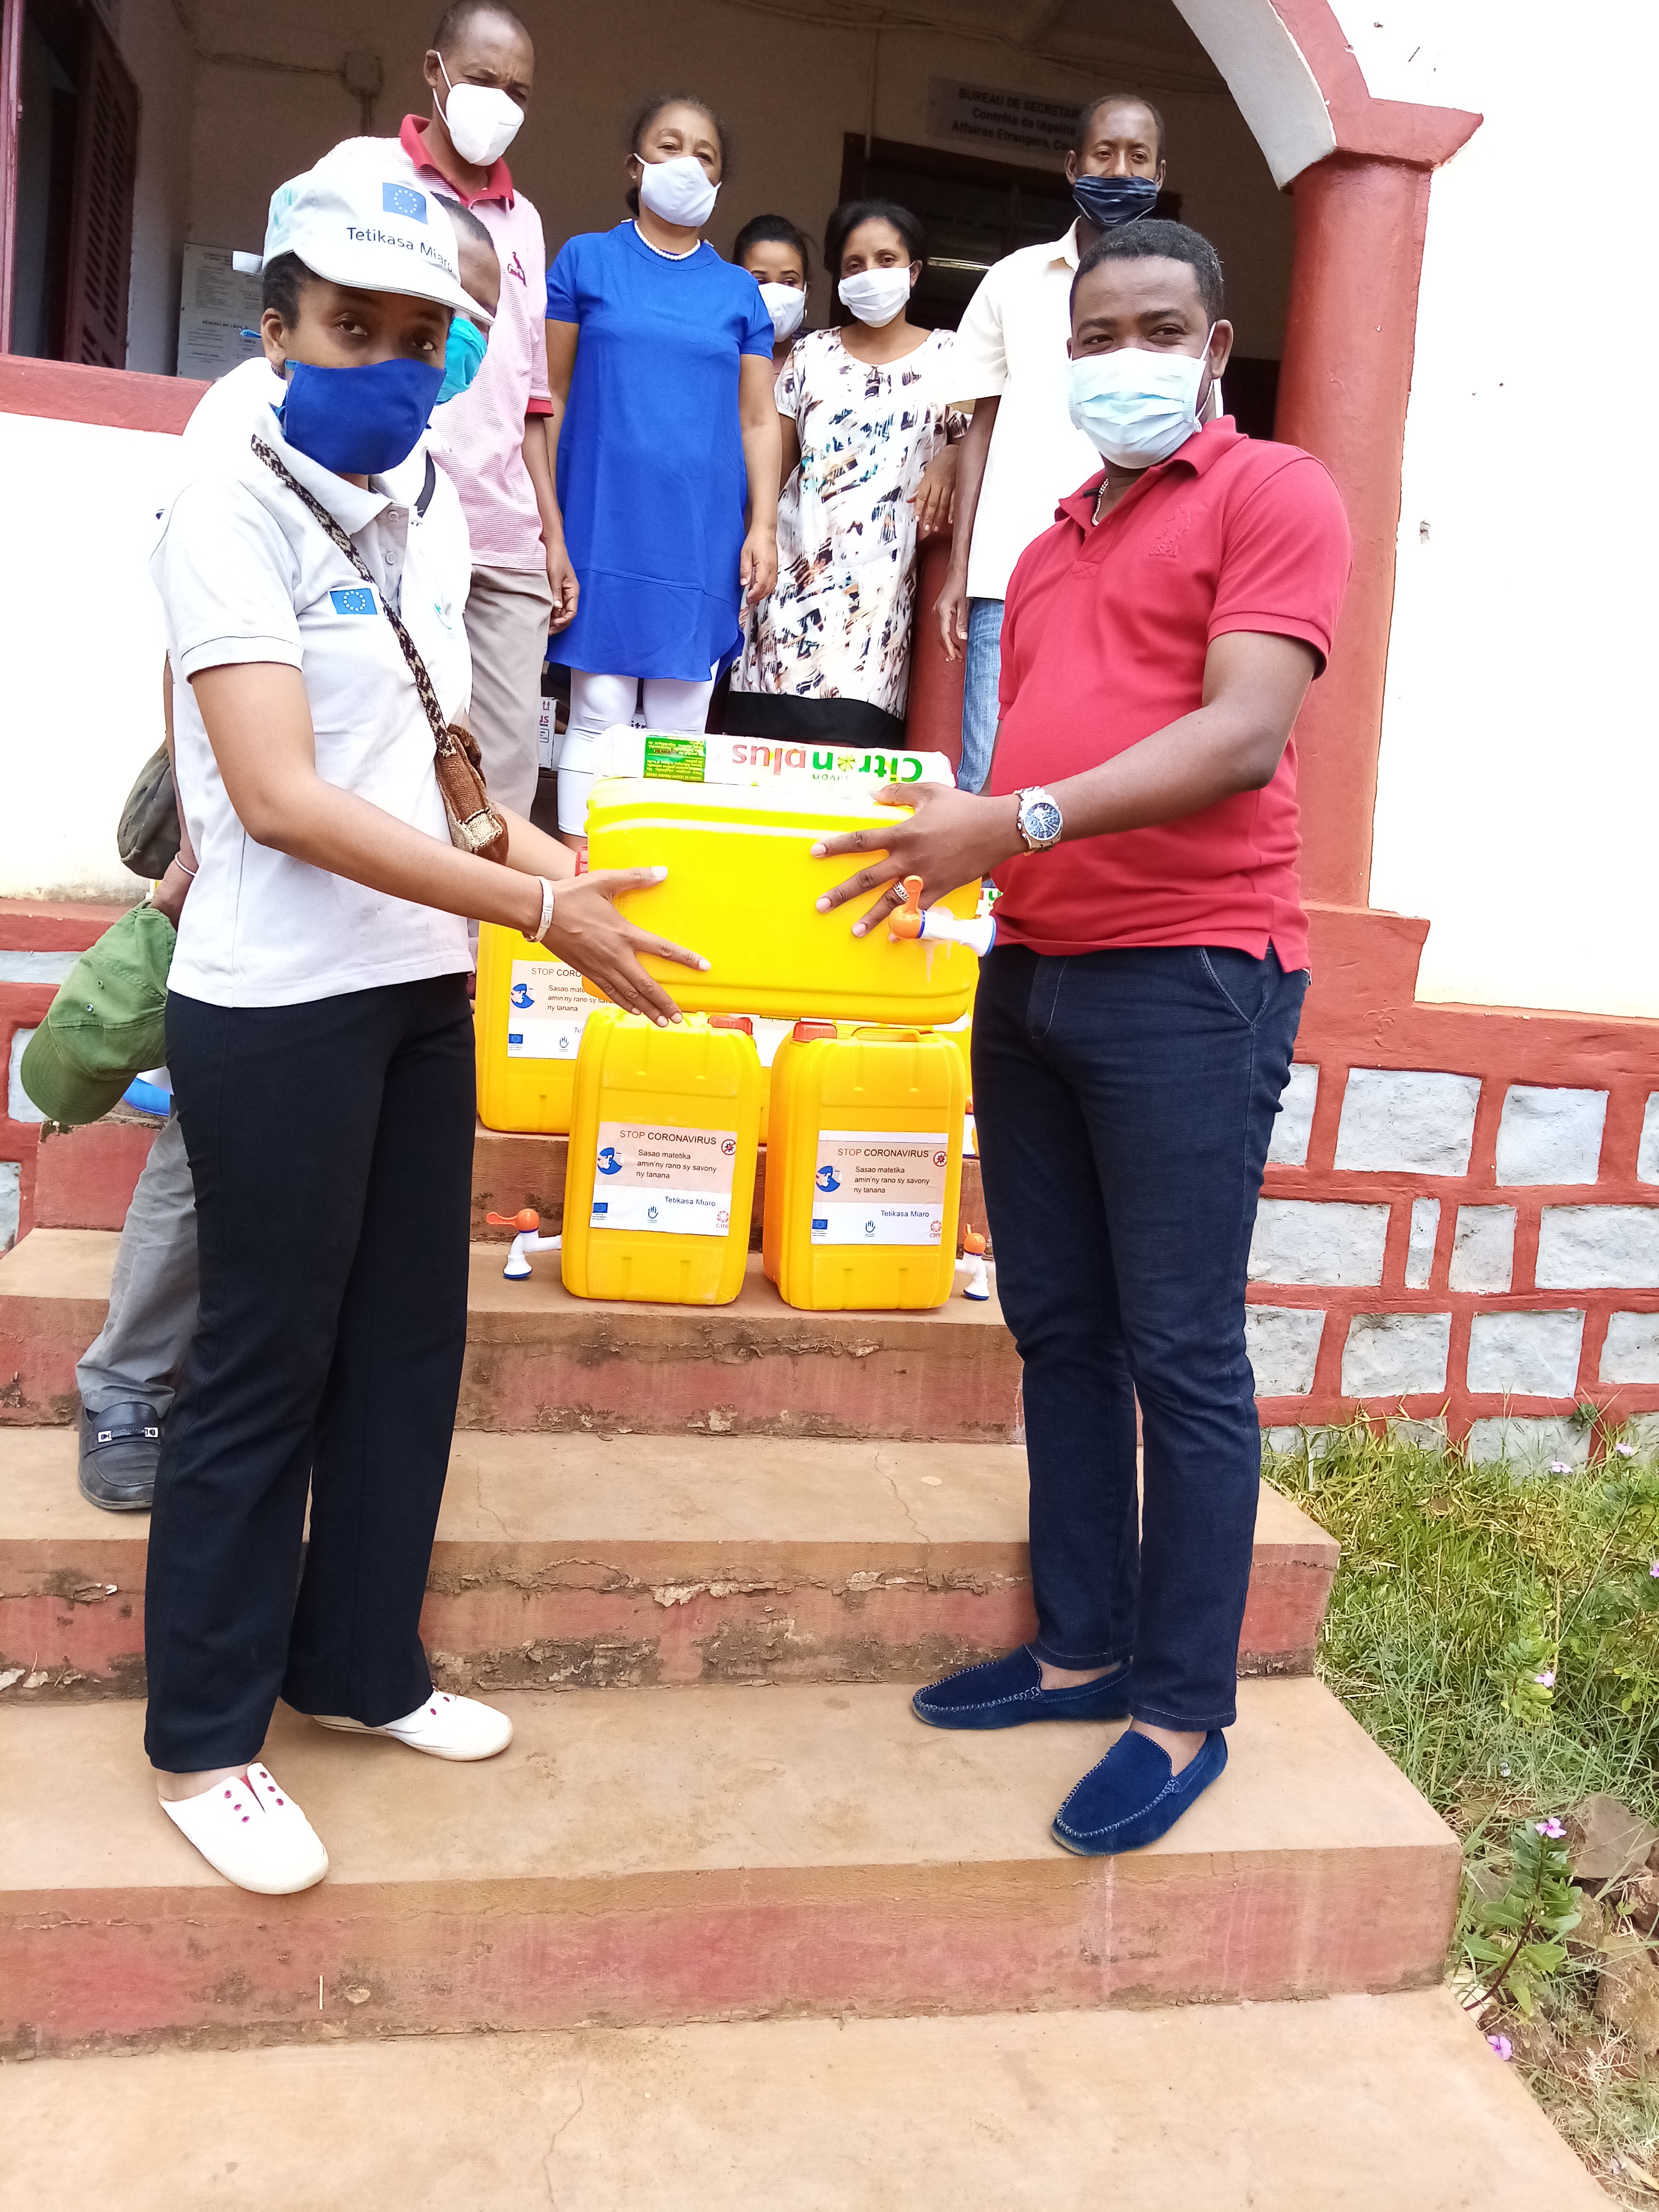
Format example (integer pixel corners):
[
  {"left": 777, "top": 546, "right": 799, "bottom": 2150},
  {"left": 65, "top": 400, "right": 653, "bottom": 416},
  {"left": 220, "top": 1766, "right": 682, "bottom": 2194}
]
[{"left": 811, "top": 782, "right": 1024, "bottom": 936}]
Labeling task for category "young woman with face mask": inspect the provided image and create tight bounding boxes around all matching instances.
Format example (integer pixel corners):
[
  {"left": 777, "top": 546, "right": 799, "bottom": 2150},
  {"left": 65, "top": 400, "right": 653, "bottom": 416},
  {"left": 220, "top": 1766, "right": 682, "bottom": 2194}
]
[
  {"left": 733, "top": 213, "right": 811, "bottom": 374},
  {"left": 541, "top": 94, "right": 782, "bottom": 846},
  {"left": 141, "top": 163, "right": 703, "bottom": 1897},
  {"left": 727, "top": 200, "right": 963, "bottom": 747}
]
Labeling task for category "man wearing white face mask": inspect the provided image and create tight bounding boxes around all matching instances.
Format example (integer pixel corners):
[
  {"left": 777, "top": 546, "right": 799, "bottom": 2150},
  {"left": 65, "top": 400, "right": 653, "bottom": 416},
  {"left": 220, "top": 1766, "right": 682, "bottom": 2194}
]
[
  {"left": 329, "top": 0, "right": 567, "bottom": 821},
  {"left": 813, "top": 221, "right": 1350, "bottom": 1858}
]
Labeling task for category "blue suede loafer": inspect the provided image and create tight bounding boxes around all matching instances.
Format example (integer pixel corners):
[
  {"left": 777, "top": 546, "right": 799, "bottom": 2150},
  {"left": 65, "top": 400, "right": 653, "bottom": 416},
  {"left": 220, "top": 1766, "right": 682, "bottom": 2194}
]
[
  {"left": 911, "top": 1646, "right": 1131, "bottom": 1731},
  {"left": 1051, "top": 1726, "right": 1228, "bottom": 1855}
]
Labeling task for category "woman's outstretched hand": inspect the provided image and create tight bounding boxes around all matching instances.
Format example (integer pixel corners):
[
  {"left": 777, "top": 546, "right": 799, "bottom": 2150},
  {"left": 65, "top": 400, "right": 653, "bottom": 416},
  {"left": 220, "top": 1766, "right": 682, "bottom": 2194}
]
[
  {"left": 542, "top": 867, "right": 708, "bottom": 1024},
  {"left": 811, "top": 783, "right": 1023, "bottom": 936},
  {"left": 740, "top": 524, "right": 779, "bottom": 607}
]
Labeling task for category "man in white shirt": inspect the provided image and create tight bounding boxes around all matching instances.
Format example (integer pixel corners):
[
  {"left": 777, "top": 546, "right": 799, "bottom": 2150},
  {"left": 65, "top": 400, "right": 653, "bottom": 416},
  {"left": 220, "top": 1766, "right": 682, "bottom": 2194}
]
[
  {"left": 937, "top": 93, "right": 1167, "bottom": 791},
  {"left": 326, "top": 0, "right": 565, "bottom": 818}
]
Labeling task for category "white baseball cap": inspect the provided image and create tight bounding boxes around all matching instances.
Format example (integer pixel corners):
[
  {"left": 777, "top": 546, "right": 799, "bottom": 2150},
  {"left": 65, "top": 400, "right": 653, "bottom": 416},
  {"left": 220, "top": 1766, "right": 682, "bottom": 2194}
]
[{"left": 230, "top": 162, "right": 481, "bottom": 321}]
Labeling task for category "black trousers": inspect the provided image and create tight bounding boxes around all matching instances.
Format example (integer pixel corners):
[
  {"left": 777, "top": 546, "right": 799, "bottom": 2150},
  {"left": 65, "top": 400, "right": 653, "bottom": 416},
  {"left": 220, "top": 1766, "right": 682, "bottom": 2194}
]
[{"left": 143, "top": 974, "right": 475, "bottom": 1773}]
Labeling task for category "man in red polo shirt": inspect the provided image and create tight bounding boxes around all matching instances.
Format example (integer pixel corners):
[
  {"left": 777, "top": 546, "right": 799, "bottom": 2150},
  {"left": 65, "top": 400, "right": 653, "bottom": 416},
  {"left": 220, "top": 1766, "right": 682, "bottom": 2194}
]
[
  {"left": 332, "top": 0, "right": 571, "bottom": 817},
  {"left": 815, "top": 220, "right": 1350, "bottom": 1853}
]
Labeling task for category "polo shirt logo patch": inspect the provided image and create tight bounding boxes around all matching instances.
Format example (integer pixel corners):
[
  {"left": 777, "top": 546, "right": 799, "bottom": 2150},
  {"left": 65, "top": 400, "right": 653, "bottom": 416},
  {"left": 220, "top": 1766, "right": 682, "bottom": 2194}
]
[
  {"left": 383, "top": 183, "right": 427, "bottom": 222},
  {"left": 1146, "top": 507, "right": 1195, "bottom": 559},
  {"left": 507, "top": 250, "right": 526, "bottom": 285},
  {"left": 330, "top": 587, "right": 378, "bottom": 616}
]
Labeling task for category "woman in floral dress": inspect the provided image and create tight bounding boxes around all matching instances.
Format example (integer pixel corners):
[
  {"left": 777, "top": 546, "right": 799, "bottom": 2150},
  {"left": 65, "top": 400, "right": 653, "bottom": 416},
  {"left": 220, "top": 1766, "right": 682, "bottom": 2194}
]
[{"left": 729, "top": 199, "right": 963, "bottom": 747}]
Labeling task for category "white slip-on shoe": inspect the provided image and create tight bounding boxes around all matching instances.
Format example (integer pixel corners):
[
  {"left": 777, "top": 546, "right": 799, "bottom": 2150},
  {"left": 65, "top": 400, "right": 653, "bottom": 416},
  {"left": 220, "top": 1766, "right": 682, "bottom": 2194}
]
[
  {"left": 313, "top": 1690, "right": 513, "bottom": 1762},
  {"left": 159, "top": 1763, "right": 329, "bottom": 1895}
]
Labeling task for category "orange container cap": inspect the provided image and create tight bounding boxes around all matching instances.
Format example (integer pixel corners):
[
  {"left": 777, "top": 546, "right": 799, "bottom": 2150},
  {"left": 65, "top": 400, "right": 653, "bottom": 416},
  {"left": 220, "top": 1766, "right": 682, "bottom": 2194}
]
[
  {"left": 708, "top": 1014, "right": 755, "bottom": 1034},
  {"left": 791, "top": 1019, "right": 838, "bottom": 1042}
]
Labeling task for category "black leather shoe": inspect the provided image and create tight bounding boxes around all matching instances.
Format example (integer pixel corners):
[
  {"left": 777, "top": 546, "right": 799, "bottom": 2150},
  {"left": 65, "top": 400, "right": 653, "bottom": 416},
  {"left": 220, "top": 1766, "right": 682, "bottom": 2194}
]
[{"left": 78, "top": 1400, "right": 162, "bottom": 1512}]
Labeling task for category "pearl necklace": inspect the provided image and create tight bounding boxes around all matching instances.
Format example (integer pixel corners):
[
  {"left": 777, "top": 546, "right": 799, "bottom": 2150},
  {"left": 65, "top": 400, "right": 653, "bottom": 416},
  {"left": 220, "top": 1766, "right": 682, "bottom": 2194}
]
[{"left": 633, "top": 221, "right": 700, "bottom": 262}]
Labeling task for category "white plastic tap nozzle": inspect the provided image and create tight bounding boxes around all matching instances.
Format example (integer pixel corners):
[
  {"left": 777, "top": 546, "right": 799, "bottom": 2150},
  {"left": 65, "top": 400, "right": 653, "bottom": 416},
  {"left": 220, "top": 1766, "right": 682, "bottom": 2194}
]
[
  {"left": 503, "top": 1229, "right": 562, "bottom": 1280},
  {"left": 958, "top": 1252, "right": 991, "bottom": 1301},
  {"left": 918, "top": 907, "right": 996, "bottom": 957}
]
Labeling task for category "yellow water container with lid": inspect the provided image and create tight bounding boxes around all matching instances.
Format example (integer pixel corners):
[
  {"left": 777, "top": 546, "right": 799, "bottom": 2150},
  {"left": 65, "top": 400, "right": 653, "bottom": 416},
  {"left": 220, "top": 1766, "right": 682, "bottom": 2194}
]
[
  {"left": 766, "top": 1025, "right": 967, "bottom": 1311},
  {"left": 584, "top": 780, "right": 982, "bottom": 1024},
  {"left": 763, "top": 1020, "right": 840, "bottom": 1281},
  {"left": 474, "top": 922, "right": 593, "bottom": 1135},
  {"left": 562, "top": 1007, "right": 762, "bottom": 1305}
]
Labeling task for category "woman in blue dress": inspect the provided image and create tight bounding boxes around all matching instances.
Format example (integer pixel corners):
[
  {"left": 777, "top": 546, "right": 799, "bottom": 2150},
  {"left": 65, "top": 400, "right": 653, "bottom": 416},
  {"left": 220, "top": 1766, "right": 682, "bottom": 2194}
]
[{"left": 543, "top": 94, "right": 782, "bottom": 844}]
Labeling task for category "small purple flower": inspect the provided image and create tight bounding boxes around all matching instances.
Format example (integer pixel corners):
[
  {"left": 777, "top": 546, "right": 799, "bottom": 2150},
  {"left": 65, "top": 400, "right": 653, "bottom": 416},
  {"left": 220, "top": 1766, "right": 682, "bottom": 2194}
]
[
  {"left": 1534, "top": 1669, "right": 1556, "bottom": 1688},
  {"left": 1549, "top": 1459, "right": 1573, "bottom": 1474},
  {"left": 1617, "top": 1442, "right": 1636, "bottom": 1457},
  {"left": 1535, "top": 1817, "right": 1566, "bottom": 1839},
  {"left": 1649, "top": 1560, "right": 1659, "bottom": 1579},
  {"left": 1487, "top": 2033, "right": 1513, "bottom": 2060}
]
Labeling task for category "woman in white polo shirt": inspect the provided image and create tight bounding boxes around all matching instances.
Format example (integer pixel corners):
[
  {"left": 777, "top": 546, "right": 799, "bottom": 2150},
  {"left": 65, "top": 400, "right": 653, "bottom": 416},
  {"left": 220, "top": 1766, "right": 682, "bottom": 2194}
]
[{"left": 146, "top": 164, "right": 703, "bottom": 1895}]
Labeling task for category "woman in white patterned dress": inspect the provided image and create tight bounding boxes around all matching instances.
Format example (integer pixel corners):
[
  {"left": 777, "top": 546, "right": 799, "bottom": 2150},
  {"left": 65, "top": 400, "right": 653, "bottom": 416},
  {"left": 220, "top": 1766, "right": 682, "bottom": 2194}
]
[{"left": 728, "top": 199, "right": 964, "bottom": 747}]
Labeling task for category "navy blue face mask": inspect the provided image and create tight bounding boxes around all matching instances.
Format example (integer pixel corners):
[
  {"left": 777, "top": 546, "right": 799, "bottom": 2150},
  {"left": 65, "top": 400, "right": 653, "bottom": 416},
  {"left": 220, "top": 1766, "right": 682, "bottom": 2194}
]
[
  {"left": 1071, "top": 172, "right": 1160, "bottom": 231},
  {"left": 276, "top": 355, "right": 445, "bottom": 477}
]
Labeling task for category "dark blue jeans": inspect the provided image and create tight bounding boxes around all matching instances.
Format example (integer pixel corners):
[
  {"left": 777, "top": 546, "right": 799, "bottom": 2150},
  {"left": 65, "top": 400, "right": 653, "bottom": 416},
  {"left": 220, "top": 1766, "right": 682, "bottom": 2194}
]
[{"left": 972, "top": 942, "right": 1308, "bottom": 1731}]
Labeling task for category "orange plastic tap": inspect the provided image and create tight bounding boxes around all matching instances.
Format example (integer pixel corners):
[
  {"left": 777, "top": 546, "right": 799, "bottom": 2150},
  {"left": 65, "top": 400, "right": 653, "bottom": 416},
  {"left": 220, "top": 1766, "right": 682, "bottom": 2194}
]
[
  {"left": 487, "top": 1208, "right": 541, "bottom": 1234},
  {"left": 962, "top": 1227, "right": 987, "bottom": 1256},
  {"left": 887, "top": 876, "right": 925, "bottom": 941}
]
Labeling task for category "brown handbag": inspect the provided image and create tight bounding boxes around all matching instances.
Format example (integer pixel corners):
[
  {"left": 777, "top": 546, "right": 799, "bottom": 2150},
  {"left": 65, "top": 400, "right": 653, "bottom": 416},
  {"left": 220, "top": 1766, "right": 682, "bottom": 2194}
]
[{"left": 252, "top": 437, "right": 509, "bottom": 864}]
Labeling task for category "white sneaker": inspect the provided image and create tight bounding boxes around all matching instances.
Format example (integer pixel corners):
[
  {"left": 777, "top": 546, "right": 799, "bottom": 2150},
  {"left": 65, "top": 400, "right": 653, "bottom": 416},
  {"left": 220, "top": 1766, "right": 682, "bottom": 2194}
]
[
  {"left": 313, "top": 1690, "right": 513, "bottom": 1762},
  {"left": 160, "top": 1763, "right": 329, "bottom": 1895}
]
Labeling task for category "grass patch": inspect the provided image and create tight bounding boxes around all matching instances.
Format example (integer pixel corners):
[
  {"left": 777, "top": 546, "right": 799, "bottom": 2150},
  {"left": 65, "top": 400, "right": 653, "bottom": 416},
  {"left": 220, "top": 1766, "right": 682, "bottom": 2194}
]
[{"left": 1262, "top": 1420, "right": 1659, "bottom": 2202}]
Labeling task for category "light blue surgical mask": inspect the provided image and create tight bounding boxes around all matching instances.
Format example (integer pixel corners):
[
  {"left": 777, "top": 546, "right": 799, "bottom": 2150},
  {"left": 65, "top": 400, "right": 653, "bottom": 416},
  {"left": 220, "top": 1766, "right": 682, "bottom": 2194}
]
[
  {"left": 1066, "top": 330, "right": 1213, "bottom": 470},
  {"left": 436, "top": 314, "right": 488, "bottom": 406}
]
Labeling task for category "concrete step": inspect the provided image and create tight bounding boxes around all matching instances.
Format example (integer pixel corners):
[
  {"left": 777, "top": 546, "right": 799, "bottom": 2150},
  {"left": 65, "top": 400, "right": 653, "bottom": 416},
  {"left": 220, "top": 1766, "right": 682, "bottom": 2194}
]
[
  {"left": 0, "top": 1428, "right": 1338, "bottom": 1698},
  {"left": 0, "top": 1229, "right": 1023, "bottom": 1441},
  {"left": 0, "top": 1990, "right": 1604, "bottom": 2209},
  {"left": 29, "top": 1116, "right": 993, "bottom": 1249},
  {"left": 2, "top": 1677, "right": 1459, "bottom": 2054}
]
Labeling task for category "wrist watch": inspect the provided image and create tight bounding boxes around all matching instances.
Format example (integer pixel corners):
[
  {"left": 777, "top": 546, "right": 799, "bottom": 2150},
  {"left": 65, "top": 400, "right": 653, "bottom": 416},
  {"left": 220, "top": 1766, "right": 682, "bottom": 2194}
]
[{"left": 1015, "top": 786, "right": 1063, "bottom": 853}]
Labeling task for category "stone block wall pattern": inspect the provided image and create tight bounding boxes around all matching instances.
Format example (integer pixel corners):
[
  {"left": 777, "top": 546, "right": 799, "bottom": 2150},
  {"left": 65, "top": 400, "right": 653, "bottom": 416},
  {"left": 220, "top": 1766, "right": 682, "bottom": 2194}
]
[
  {"left": 1333, "top": 1068, "right": 1480, "bottom": 1175},
  {"left": 1250, "top": 908, "right": 1659, "bottom": 1445},
  {"left": 1249, "top": 1200, "right": 1389, "bottom": 1286},
  {"left": 1602, "top": 1316, "right": 1659, "bottom": 1387},
  {"left": 1495, "top": 1087, "right": 1607, "bottom": 1186},
  {"left": 1448, "top": 1206, "right": 1514, "bottom": 1293},
  {"left": 1267, "top": 1063, "right": 1319, "bottom": 1167}
]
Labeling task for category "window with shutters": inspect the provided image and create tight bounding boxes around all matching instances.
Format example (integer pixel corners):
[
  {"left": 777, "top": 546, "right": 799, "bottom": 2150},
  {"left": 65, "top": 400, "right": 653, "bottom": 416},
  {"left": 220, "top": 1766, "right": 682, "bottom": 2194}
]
[{"left": 7, "top": 0, "right": 137, "bottom": 364}]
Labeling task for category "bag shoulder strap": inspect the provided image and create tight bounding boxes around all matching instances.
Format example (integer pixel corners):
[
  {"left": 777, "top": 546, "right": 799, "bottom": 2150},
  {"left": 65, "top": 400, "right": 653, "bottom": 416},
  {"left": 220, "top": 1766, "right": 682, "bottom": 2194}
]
[{"left": 252, "top": 435, "right": 448, "bottom": 748}]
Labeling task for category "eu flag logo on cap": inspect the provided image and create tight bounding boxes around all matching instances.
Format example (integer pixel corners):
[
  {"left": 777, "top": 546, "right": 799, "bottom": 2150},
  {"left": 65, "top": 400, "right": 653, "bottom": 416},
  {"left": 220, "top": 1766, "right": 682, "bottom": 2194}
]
[
  {"left": 382, "top": 183, "right": 426, "bottom": 222},
  {"left": 330, "top": 588, "right": 376, "bottom": 616}
]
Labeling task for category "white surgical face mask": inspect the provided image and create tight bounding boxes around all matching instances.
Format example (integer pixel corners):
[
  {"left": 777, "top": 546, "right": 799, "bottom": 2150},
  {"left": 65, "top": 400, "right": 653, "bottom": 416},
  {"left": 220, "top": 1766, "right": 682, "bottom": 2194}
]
[
  {"left": 837, "top": 265, "right": 913, "bottom": 327},
  {"left": 1066, "top": 333, "right": 1213, "bottom": 468},
  {"left": 758, "top": 281, "right": 806, "bottom": 341},
  {"left": 439, "top": 60, "right": 524, "bottom": 167},
  {"left": 636, "top": 155, "right": 719, "bottom": 229}
]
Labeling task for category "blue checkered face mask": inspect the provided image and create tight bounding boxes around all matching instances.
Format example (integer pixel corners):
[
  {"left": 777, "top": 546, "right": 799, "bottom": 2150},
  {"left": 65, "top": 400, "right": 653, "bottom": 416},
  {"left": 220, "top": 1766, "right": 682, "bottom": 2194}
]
[
  {"left": 1067, "top": 331, "right": 1213, "bottom": 469},
  {"left": 435, "top": 313, "right": 488, "bottom": 405},
  {"left": 277, "top": 355, "right": 445, "bottom": 477}
]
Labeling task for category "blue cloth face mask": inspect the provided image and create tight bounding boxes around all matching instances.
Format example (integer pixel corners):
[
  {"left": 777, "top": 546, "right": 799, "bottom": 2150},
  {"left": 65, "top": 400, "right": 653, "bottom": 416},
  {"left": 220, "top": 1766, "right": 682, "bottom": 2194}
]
[
  {"left": 1071, "top": 173, "right": 1160, "bottom": 230},
  {"left": 277, "top": 355, "right": 445, "bottom": 477},
  {"left": 436, "top": 314, "right": 488, "bottom": 406},
  {"left": 1067, "top": 334, "right": 1212, "bottom": 469}
]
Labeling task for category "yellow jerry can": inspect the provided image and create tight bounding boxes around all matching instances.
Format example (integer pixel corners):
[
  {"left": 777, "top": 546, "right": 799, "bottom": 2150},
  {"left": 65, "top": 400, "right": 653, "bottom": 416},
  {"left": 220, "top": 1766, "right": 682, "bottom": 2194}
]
[
  {"left": 474, "top": 921, "right": 593, "bottom": 1135},
  {"left": 562, "top": 1007, "right": 763, "bottom": 1305},
  {"left": 584, "top": 780, "right": 981, "bottom": 1024},
  {"left": 765, "top": 1025, "right": 966, "bottom": 1311}
]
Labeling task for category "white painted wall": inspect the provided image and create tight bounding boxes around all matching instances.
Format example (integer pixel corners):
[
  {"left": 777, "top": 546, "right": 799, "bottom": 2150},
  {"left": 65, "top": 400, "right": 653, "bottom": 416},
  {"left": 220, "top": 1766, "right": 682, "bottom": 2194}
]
[
  {"left": 1353, "top": 0, "right": 1659, "bottom": 1018},
  {"left": 0, "top": 414, "right": 177, "bottom": 900}
]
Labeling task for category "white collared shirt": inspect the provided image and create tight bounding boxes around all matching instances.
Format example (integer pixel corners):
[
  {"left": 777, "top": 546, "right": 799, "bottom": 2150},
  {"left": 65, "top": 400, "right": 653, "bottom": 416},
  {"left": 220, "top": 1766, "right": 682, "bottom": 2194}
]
[
  {"left": 949, "top": 220, "right": 1105, "bottom": 602},
  {"left": 152, "top": 405, "right": 474, "bottom": 1007}
]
